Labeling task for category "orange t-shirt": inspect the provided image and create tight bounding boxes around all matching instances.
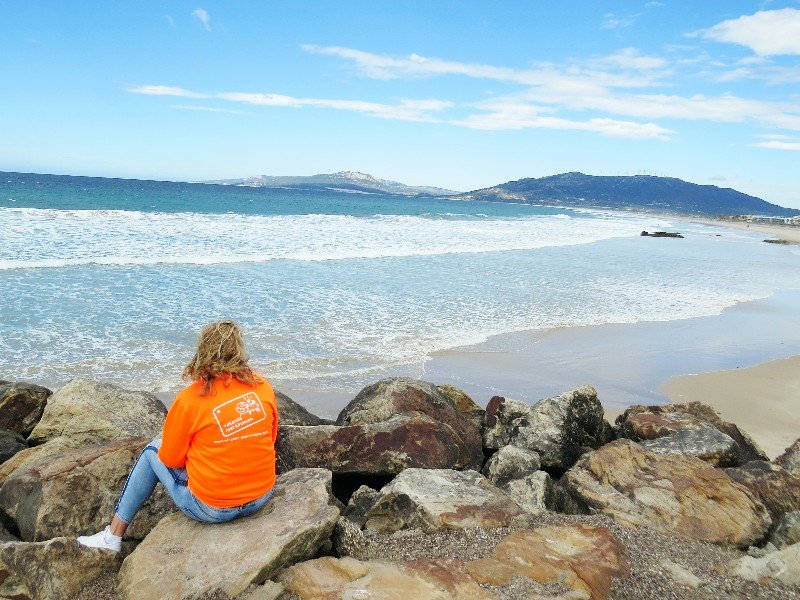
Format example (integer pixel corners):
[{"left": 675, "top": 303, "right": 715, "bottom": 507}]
[{"left": 158, "top": 375, "right": 278, "bottom": 508}]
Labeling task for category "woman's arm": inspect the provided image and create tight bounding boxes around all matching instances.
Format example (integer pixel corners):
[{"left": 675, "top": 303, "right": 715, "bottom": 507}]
[{"left": 158, "top": 394, "right": 192, "bottom": 468}]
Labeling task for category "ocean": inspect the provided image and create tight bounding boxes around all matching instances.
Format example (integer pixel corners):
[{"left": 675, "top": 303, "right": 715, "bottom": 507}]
[{"left": 2, "top": 171, "right": 800, "bottom": 406}]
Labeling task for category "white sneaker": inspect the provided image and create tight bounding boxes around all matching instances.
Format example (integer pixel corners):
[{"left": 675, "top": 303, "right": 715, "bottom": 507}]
[{"left": 76, "top": 526, "right": 122, "bottom": 552}]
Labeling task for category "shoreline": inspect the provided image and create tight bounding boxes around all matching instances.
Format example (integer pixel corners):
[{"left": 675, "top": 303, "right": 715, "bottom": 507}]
[{"left": 681, "top": 216, "right": 800, "bottom": 244}]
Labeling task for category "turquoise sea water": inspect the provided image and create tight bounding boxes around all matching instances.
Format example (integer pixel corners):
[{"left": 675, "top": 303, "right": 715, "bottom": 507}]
[{"left": 2, "top": 171, "right": 799, "bottom": 397}]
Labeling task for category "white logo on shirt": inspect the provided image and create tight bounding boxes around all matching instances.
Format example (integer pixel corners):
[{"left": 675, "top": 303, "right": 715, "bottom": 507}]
[{"left": 212, "top": 392, "right": 266, "bottom": 438}]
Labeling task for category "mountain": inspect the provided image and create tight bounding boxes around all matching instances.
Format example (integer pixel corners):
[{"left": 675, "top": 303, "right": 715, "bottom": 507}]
[
  {"left": 461, "top": 172, "right": 798, "bottom": 217},
  {"left": 205, "top": 171, "right": 460, "bottom": 197}
]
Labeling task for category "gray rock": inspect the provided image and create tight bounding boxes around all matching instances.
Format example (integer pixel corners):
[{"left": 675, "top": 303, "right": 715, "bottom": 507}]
[
  {"left": 332, "top": 516, "right": 368, "bottom": 557},
  {"left": 0, "top": 436, "right": 80, "bottom": 486},
  {"left": 0, "top": 521, "right": 15, "bottom": 543},
  {"left": 0, "top": 537, "right": 120, "bottom": 600},
  {"left": 0, "top": 437, "right": 174, "bottom": 542},
  {"left": 481, "top": 445, "right": 541, "bottom": 486},
  {"left": 725, "top": 460, "right": 800, "bottom": 520},
  {"left": 640, "top": 425, "right": 740, "bottom": 467},
  {"left": 0, "top": 429, "right": 28, "bottom": 465},
  {"left": 117, "top": 468, "right": 341, "bottom": 600},
  {"left": 28, "top": 379, "right": 166, "bottom": 446},
  {"left": 775, "top": 438, "right": 800, "bottom": 475},
  {"left": 342, "top": 485, "right": 380, "bottom": 528},
  {"left": 659, "top": 559, "right": 704, "bottom": 589},
  {"left": 484, "top": 387, "right": 612, "bottom": 472},
  {"left": 362, "top": 468, "right": 527, "bottom": 533},
  {"left": 503, "top": 470, "right": 555, "bottom": 514},
  {"left": 0, "top": 381, "right": 51, "bottom": 437},
  {"left": 768, "top": 511, "right": 800, "bottom": 549},
  {"left": 483, "top": 396, "right": 531, "bottom": 449}
]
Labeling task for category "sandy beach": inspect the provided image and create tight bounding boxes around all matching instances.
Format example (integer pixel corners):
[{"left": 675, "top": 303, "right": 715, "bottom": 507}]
[
  {"left": 661, "top": 355, "right": 800, "bottom": 459},
  {"left": 686, "top": 217, "right": 800, "bottom": 244}
]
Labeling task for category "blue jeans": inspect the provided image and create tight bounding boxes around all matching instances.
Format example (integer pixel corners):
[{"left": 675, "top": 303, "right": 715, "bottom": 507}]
[{"left": 115, "top": 439, "right": 273, "bottom": 525}]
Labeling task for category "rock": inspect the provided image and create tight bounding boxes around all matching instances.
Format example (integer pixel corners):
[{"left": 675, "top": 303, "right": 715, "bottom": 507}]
[
  {"left": 278, "top": 415, "right": 481, "bottom": 475},
  {"left": 0, "top": 437, "right": 173, "bottom": 541},
  {"left": 484, "top": 387, "right": 612, "bottom": 473},
  {"left": 659, "top": 559, "right": 704, "bottom": 588},
  {"left": 502, "top": 470, "right": 555, "bottom": 514},
  {"left": 775, "top": 438, "right": 800, "bottom": 475},
  {"left": 561, "top": 439, "right": 771, "bottom": 548},
  {"left": 769, "top": 512, "right": 800, "bottom": 549},
  {"left": 362, "top": 468, "right": 526, "bottom": 533},
  {"left": 725, "top": 460, "right": 800, "bottom": 520},
  {"left": 639, "top": 425, "right": 740, "bottom": 467},
  {"left": 719, "top": 541, "right": 800, "bottom": 585},
  {"left": 341, "top": 485, "right": 380, "bottom": 527},
  {"left": 332, "top": 516, "right": 369, "bottom": 557},
  {"left": 117, "top": 468, "right": 340, "bottom": 600},
  {"left": 617, "top": 402, "right": 767, "bottom": 465},
  {"left": 337, "top": 378, "right": 483, "bottom": 467},
  {"left": 0, "top": 381, "right": 51, "bottom": 437},
  {"left": 483, "top": 395, "right": 531, "bottom": 449},
  {"left": 0, "top": 429, "right": 28, "bottom": 465},
  {"left": 275, "top": 390, "right": 327, "bottom": 426},
  {"left": 28, "top": 379, "right": 166, "bottom": 446},
  {"left": 0, "top": 436, "right": 79, "bottom": 485},
  {"left": 282, "top": 525, "right": 629, "bottom": 600},
  {"left": 481, "top": 445, "right": 541, "bottom": 486},
  {"left": 0, "top": 537, "right": 120, "bottom": 600},
  {"left": 0, "top": 522, "right": 15, "bottom": 543},
  {"left": 239, "top": 581, "right": 285, "bottom": 600},
  {"left": 436, "top": 384, "right": 485, "bottom": 432}
]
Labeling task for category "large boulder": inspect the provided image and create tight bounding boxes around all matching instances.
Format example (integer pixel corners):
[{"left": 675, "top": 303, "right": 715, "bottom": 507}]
[
  {"left": 275, "top": 390, "right": 328, "bottom": 426},
  {"left": 27, "top": 379, "right": 165, "bottom": 446},
  {"left": 0, "top": 429, "right": 28, "bottom": 465},
  {"left": 561, "top": 439, "right": 771, "bottom": 548},
  {"left": 282, "top": 525, "right": 630, "bottom": 600},
  {"left": 0, "top": 381, "right": 51, "bottom": 437},
  {"left": 484, "top": 387, "right": 613, "bottom": 472},
  {"left": 361, "top": 468, "right": 527, "bottom": 533},
  {"left": 0, "top": 436, "right": 79, "bottom": 485},
  {"left": 639, "top": 425, "right": 740, "bottom": 467},
  {"left": 775, "top": 438, "right": 800, "bottom": 475},
  {"left": 502, "top": 471, "right": 556, "bottom": 514},
  {"left": 481, "top": 446, "right": 554, "bottom": 513},
  {"left": 278, "top": 415, "right": 479, "bottom": 475},
  {"left": 117, "top": 468, "right": 340, "bottom": 600},
  {"left": 617, "top": 402, "right": 767, "bottom": 465},
  {"left": 719, "top": 541, "right": 800, "bottom": 586},
  {"left": 337, "top": 378, "right": 483, "bottom": 468},
  {"left": 724, "top": 461, "right": 800, "bottom": 520},
  {"left": 0, "top": 537, "right": 120, "bottom": 600},
  {"left": 436, "top": 384, "right": 485, "bottom": 432},
  {"left": 0, "top": 437, "right": 173, "bottom": 541}
]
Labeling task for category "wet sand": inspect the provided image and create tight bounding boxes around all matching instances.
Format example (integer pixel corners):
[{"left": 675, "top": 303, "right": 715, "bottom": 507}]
[
  {"left": 686, "top": 218, "right": 800, "bottom": 244},
  {"left": 661, "top": 355, "right": 800, "bottom": 459}
]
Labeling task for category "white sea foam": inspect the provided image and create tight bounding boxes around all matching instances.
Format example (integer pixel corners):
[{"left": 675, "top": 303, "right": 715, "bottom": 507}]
[{"left": 0, "top": 207, "right": 654, "bottom": 270}]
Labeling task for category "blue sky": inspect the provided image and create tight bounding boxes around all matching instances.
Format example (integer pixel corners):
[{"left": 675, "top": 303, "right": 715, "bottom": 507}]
[{"left": 2, "top": 1, "right": 800, "bottom": 206}]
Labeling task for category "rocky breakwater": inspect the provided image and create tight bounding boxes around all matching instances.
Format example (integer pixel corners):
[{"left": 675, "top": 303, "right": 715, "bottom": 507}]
[{"left": 0, "top": 375, "right": 798, "bottom": 599}]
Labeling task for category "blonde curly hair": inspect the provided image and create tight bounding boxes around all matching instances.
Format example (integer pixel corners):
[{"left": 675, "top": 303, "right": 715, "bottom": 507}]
[{"left": 182, "top": 320, "right": 260, "bottom": 395}]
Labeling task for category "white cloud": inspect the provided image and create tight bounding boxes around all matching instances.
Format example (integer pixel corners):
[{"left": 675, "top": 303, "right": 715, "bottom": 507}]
[
  {"left": 700, "top": 8, "right": 800, "bottom": 55},
  {"left": 754, "top": 140, "right": 800, "bottom": 150},
  {"left": 601, "top": 13, "right": 640, "bottom": 30},
  {"left": 130, "top": 85, "right": 451, "bottom": 123},
  {"left": 192, "top": 8, "right": 211, "bottom": 31},
  {"left": 128, "top": 85, "right": 209, "bottom": 98},
  {"left": 172, "top": 105, "right": 244, "bottom": 114}
]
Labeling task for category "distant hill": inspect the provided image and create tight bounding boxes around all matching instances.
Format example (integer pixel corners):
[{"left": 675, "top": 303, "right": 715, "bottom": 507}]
[
  {"left": 205, "top": 171, "right": 460, "bottom": 197},
  {"left": 460, "top": 172, "right": 798, "bottom": 217}
]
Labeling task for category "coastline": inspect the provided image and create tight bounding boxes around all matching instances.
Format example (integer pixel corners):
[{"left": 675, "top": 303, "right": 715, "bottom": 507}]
[{"left": 681, "top": 216, "right": 800, "bottom": 244}]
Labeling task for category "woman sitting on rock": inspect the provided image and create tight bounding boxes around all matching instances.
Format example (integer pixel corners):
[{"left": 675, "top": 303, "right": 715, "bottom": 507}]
[{"left": 78, "top": 320, "right": 279, "bottom": 552}]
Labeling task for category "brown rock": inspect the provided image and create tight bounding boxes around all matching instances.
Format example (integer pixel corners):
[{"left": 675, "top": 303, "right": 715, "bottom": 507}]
[
  {"left": 28, "top": 378, "right": 165, "bottom": 446},
  {"left": 275, "top": 390, "right": 328, "bottom": 426},
  {"left": 725, "top": 460, "right": 800, "bottom": 520},
  {"left": 0, "top": 436, "right": 79, "bottom": 486},
  {"left": 0, "top": 429, "right": 28, "bottom": 465},
  {"left": 337, "top": 378, "right": 483, "bottom": 469},
  {"left": 617, "top": 402, "right": 767, "bottom": 464},
  {"left": 561, "top": 439, "right": 771, "bottom": 548},
  {"left": 0, "top": 437, "right": 173, "bottom": 541},
  {"left": 436, "top": 384, "right": 485, "bottom": 432},
  {"left": 775, "top": 438, "right": 800, "bottom": 475},
  {"left": 0, "top": 537, "right": 120, "bottom": 600},
  {"left": 281, "top": 524, "right": 629, "bottom": 600},
  {"left": 0, "top": 381, "right": 51, "bottom": 437},
  {"left": 362, "top": 468, "right": 525, "bottom": 533},
  {"left": 278, "top": 414, "right": 480, "bottom": 475},
  {"left": 117, "top": 468, "right": 341, "bottom": 600}
]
